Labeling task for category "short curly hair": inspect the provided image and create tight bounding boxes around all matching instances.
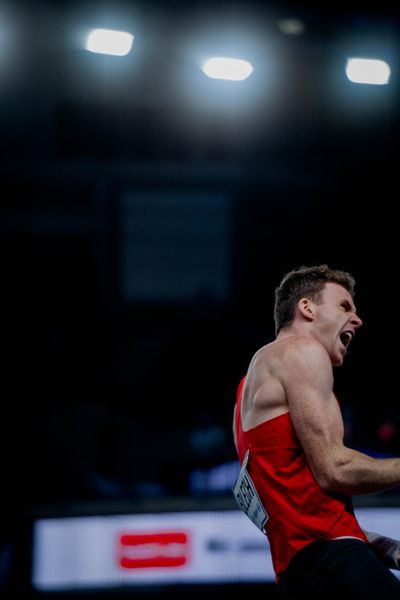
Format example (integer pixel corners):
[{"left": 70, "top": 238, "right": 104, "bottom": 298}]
[{"left": 274, "top": 264, "right": 356, "bottom": 335}]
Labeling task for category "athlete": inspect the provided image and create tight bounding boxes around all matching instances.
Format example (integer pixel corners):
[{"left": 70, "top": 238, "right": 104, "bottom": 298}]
[{"left": 233, "top": 265, "right": 400, "bottom": 598}]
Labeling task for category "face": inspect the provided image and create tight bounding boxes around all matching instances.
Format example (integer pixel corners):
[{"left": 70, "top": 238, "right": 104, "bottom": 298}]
[{"left": 311, "top": 282, "right": 363, "bottom": 366}]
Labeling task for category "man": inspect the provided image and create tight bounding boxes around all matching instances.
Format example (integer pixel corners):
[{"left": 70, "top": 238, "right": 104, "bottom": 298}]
[{"left": 233, "top": 265, "right": 400, "bottom": 598}]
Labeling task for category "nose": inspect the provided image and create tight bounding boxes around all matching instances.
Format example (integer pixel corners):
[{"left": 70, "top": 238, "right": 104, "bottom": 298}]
[{"left": 351, "top": 314, "right": 363, "bottom": 329}]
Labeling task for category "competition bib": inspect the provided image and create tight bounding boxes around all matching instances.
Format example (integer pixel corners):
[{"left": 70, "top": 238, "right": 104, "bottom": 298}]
[{"left": 232, "top": 449, "right": 269, "bottom": 534}]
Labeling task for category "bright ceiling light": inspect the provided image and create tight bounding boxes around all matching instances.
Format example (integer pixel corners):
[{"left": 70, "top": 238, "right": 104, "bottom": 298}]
[
  {"left": 86, "top": 28, "right": 134, "bottom": 56},
  {"left": 202, "top": 57, "right": 254, "bottom": 81},
  {"left": 345, "top": 58, "right": 391, "bottom": 85},
  {"left": 277, "top": 18, "right": 305, "bottom": 35}
]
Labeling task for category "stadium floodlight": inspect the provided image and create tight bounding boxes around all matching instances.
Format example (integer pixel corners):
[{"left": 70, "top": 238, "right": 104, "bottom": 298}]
[
  {"left": 345, "top": 58, "right": 391, "bottom": 85},
  {"left": 202, "top": 57, "right": 254, "bottom": 81},
  {"left": 86, "top": 28, "right": 134, "bottom": 56}
]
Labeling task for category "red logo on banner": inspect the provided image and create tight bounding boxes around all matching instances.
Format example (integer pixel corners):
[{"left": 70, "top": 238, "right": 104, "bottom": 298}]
[{"left": 119, "top": 531, "right": 190, "bottom": 569}]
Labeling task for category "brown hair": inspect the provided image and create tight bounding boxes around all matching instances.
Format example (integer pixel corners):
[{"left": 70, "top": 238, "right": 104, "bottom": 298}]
[{"left": 274, "top": 264, "right": 356, "bottom": 335}]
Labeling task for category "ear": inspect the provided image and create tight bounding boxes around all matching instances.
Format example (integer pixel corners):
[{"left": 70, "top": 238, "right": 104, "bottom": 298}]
[{"left": 298, "top": 297, "right": 315, "bottom": 322}]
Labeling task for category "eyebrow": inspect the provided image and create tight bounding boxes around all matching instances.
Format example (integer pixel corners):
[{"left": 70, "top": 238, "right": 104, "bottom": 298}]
[{"left": 342, "top": 299, "right": 357, "bottom": 313}]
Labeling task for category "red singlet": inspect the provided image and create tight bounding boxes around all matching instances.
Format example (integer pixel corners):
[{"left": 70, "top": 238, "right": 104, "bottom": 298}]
[{"left": 234, "top": 376, "right": 367, "bottom": 579}]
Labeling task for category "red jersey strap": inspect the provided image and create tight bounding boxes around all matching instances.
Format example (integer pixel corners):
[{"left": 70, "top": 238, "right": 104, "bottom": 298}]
[
  {"left": 235, "top": 375, "right": 246, "bottom": 432},
  {"left": 235, "top": 375, "right": 248, "bottom": 462}
]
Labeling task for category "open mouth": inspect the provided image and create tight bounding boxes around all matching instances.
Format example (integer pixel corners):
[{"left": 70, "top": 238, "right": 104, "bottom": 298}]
[{"left": 339, "top": 331, "right": 353, "bottom": 348}]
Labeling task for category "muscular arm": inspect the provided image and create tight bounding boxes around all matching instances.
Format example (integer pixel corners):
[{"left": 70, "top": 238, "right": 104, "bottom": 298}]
[{"left": 283, "top": 337, "right": 400, "bottom": 495}]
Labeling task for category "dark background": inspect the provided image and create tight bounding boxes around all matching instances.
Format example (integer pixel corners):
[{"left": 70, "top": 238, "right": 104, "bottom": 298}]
[{"left": 1, "top": 0, "right": 399, "bottom": 595}]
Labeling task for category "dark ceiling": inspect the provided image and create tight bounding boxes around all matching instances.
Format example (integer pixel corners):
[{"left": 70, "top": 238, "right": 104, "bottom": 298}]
[{"left": 0, "top": 0, "right": 399, "bottom": 162}]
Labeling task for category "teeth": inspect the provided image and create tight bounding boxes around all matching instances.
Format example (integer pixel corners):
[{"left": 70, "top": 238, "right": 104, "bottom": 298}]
[{"left": 340, "top": 331, "right": 352, "bottom": 345}]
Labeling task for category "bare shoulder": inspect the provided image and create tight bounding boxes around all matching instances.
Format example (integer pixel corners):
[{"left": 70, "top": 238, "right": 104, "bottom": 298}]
[
  {"left": 251, "top": 335, "right": 328, "bottom": 373},
  {"left": 240, "top": 341, "right": 288, "bottom": 428},
  {"left": 279, "top": 335, "right": 333, "bottom": 396},
  {"left": 240, "top": 336, "right": 333, "bottom": 430},
  {"left": 281, "top": 335, "right": 331, "bottom": 366}
]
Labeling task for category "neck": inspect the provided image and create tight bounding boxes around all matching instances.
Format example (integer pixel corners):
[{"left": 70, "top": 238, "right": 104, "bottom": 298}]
[{"left": 277, "top": 322, "right": 312, "bottom": 341}]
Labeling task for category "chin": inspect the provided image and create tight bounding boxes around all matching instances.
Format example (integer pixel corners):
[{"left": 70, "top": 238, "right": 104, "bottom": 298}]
[{"left": 332, "top": 355, "right": 344, "bottom": 367}]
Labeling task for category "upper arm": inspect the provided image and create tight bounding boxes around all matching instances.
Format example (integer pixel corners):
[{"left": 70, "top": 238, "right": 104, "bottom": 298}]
[{"left": 282, "top": 338, "right": 344, "bottom": 489}]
